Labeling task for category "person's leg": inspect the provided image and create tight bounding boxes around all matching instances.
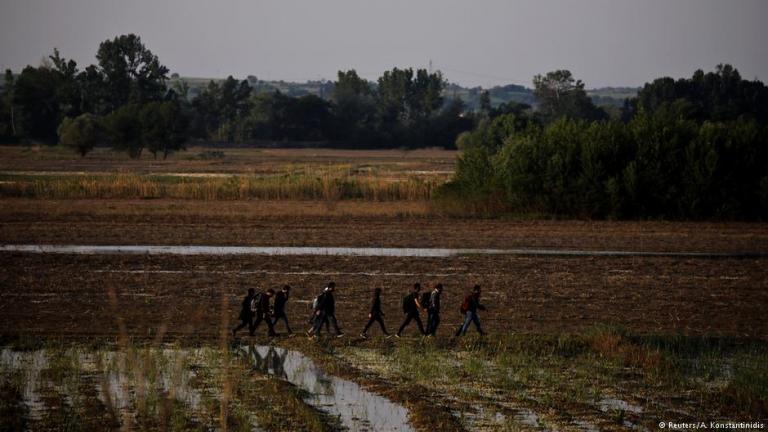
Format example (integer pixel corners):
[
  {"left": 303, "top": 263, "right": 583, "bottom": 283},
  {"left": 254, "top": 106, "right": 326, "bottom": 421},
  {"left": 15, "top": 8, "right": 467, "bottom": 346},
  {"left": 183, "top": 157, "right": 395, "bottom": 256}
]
[
  {"left": 328, "top": 314, "right": 342, "bottom": 335},
  {"left": 432, "top": 313, "right": 441, "bottom": 335},
  {"left": 456, "top": 312, "right": 473, "bottom": 336},
  {"left": 311, "top": 313, "right": 324, "bottom": 335},
  {"left": 376, "top": 315, "right": 389, "bottom": 335},
  {"left": 266, "top": 314, "right": 276, "bottom": 336},
  {"left": 362, "top": 316, "right": 376, "bottom": 334},
  {"left": 233, "top": 319, "right": 248, "bottom": 335},
  {"left": 426, "top": 311, "right": 435, "bottom": 335},
  {"left": 472, "top": 313, "right": 485, "bottom": 335},
  {"left": 397, "top": 315, "right": 413, "bottom": 336},
  {"left": 413, "top": 313, "right": 425, "bottom": 335},
  {"left": 250, "top": 314, "right": 262, "bottom": 336},
  {"left": 281, "top": 315, "right": 292, "bottom": 334}
]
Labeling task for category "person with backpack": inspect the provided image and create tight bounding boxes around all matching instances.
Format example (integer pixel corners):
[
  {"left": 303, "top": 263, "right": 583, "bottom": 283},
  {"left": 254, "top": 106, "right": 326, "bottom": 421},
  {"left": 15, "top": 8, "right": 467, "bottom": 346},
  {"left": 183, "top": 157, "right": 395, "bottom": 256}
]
[
  {"left": 426, "top": 283, "right": 443, "bottom": 336},
  {"left": 306, "top": 286, "right": 331, "bottom": 336},
  {"left": 360, "top": 287, "right": 390, "bottom": 338},
  {"left": 232, "top": 287, "right": 257, "bottom": 337},
  {"left": 396, "top": 283, "right": 426, "bottom": 338},
  {"left": 455, "top": 285, "right": 487, "bottom": 336},
  {"left": 271, "top": 285, "right": 292, "bottom": 335},
  {"left": 251, "top": 288, "right": 277, "bottom": 337},
  {"left": 310, "top": 282, "right": 344, "bottom": 337}
]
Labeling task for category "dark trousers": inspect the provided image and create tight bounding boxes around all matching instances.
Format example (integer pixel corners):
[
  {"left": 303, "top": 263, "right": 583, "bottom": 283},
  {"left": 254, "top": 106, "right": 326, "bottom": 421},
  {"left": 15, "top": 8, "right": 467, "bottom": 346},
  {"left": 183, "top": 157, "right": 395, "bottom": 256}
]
[
  {"left": 397, "top": 312, "right": 425, "bottom": 336},
  {"left": 272, "top": 313, "right": 292, "bottom": 334},
  {"left": 252, "top": 312, "right": 276, "bottom": 336},
  {"left": 362, "top": 314, "right": 389, "bottom": 335},
  {"left": 426, "top": 309, "right": 440, "bottom": 335},
  {"left": 312, "top": 312, "right": 342, "bottom": 335},
  {"left": 456, "top": 311, "right": 484, "bottom": 336},
  {"left": 232, "top": 315, "right": 252, "bottom": 335}
]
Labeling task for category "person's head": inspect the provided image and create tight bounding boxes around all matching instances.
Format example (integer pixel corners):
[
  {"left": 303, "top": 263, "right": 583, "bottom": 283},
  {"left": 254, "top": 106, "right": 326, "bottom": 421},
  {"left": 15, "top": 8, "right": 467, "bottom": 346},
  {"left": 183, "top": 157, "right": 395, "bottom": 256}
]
[
  {"left": 247, "top": 288, "right": 255, "bottom": 296},
  {"left": 327, "top": 281, "right": 336, "bottom": 290},
  {"left": 282, "top": 285, "right": 291, "bottom": 292},
  {"left": 374, "top": 287, "right": 382, "bottom": 296},
  {"left": 435, "top": 283, "right": 443, "bottom": 292},
  {"left": 267, "top": 288, "right": 275, "bottom": 297},
  {"left": 472, "top": 284, "right": 481, "bottom": 295},
  {"left": 413, "top": 282, "right": 421, "bottom": 292}
]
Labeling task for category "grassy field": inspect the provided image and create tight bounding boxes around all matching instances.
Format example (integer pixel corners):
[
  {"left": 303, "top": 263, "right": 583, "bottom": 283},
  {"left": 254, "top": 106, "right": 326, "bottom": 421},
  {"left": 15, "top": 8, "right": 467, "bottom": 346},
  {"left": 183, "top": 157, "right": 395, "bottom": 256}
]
[{"left": 1, "top": 145, "right": 766, "bottom": 430}]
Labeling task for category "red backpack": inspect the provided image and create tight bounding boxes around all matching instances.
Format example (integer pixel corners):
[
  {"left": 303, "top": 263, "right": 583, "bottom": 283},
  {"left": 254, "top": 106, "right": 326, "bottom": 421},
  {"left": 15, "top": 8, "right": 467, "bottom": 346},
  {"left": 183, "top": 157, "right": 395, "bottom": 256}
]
[{"left": 460, "top": 295, "right": 472, "bottom": 314}]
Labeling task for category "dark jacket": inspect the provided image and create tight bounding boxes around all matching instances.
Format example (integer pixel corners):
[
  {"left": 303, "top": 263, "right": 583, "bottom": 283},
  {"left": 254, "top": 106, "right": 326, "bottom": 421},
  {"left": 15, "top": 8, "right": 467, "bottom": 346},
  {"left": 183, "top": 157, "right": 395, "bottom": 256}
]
[
  {"left": 256, "top": 292, "right": 271, "bottom": 315},
  {"left": 319, "top": 291, "right": 336, "bottom": 315},
  {"left": 370, "top": 295, "right": 383, "bottom": 316},
  {"left": 274, "top": 291, "right": 289, "bottom": 316},
  {"left": 239, "top": 293, "right": 255, "bottom": 320},
  {"left": 404, "top": 292, "right": 420, "bottom": 315}
]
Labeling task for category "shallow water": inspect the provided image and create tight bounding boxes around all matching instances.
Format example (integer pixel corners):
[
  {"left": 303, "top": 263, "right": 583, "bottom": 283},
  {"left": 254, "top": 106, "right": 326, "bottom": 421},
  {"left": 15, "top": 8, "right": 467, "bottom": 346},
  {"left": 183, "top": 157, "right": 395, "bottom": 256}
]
[
  {"left": 237, "top": 344, "right": 414, "bottom": 432},
  {"left": 2, "top": 244, "right": 761, "bottom": 258}
]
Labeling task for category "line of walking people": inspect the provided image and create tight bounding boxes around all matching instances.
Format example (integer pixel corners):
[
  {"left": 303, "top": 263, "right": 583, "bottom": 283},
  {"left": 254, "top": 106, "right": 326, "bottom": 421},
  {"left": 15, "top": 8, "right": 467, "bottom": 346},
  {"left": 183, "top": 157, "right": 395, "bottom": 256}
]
[{"left": 233, "top": 281, "right": 488, "bottom": 339}]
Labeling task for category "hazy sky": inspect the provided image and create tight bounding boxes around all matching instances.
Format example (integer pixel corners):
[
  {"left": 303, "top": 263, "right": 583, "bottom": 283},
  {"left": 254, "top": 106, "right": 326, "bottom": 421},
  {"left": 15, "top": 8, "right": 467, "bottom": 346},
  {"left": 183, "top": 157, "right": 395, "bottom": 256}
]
[{"left": 1, "top": 0, "right": 767, "bottom": 88}]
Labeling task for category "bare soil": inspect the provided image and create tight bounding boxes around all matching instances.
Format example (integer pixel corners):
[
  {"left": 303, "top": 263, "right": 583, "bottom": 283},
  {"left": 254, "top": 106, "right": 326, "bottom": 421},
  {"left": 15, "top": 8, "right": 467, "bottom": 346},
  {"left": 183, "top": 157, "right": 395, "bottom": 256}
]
[
  {"left": 1, "top": 252, "right": 766, "bottom": 339},
  {"left": 1, "top": 199, "right": 767, "bottom": 253}
]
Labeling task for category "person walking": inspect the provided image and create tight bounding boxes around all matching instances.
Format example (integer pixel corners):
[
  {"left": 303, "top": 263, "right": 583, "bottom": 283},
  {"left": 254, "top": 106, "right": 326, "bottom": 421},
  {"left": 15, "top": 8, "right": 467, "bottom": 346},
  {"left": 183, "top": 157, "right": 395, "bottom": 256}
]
[
  {"left": 252, "top": 288, "right": 277, "bottom": 337},
  {"left": 232, "top": 287, "right": 256, "bottom": 337},
  {"left": 310, "top": 282, "right": 343, "bottom": 337},
  {"left": 426, "top": 283, "right": 443, "bottom": 336},
  {"left": 360, "top": 288, "right": 390, "bottom": 338},
  {"left": 396, "top": 283, "right": 425, "bottom": 338},
  {"left": 272, "top": 285, "right": 292, "bottom": 335},
  {"left": 455, "top": 285, "right": 487, "bottom": 336}
]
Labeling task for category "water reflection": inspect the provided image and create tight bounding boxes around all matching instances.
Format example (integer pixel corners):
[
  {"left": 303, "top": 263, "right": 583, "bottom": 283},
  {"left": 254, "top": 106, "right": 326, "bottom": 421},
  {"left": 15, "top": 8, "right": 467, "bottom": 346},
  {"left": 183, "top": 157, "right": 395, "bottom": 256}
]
[{"left": 238, "top": 344, "right": 414, "bottom": 432}]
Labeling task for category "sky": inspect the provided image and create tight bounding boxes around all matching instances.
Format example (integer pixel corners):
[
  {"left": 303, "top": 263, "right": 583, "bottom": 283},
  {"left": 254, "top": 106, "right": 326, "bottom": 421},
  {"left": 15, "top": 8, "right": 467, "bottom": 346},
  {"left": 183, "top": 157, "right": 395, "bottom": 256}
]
[{"left": 1, "top": 0, "right": 767, "bottom": 88}]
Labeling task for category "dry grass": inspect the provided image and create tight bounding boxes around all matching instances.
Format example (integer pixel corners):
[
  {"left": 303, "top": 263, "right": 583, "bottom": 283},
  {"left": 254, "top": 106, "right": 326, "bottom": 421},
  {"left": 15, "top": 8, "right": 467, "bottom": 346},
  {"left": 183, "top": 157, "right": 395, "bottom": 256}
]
[{"left": 0, "top": 171, "right": 442, "bottom": 201}]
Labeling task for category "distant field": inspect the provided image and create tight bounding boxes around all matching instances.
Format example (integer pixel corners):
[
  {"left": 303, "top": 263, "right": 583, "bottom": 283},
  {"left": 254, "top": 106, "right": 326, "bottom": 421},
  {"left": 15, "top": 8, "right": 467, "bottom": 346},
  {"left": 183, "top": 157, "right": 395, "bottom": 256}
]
[{"left": 1, "top": 145, "right": 766, "bottom": 430}]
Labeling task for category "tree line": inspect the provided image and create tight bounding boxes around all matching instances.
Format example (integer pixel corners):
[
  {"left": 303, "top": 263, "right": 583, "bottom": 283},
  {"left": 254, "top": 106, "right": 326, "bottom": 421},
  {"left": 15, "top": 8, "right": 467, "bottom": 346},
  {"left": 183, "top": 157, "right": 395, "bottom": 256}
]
[
  {"left": 0, "top": 34, "right": 476, "bottom": 156},
  {"left": 443, "top": 65, "right": 768, "bottom": 219}
]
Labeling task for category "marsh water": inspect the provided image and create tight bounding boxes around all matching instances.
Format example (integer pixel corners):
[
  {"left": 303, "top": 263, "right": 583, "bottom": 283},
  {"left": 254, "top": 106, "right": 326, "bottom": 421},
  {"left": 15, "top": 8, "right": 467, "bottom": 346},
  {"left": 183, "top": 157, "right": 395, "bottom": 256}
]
[
  {"left": 0, "top": 345, "right": 412, "bottom": 431},
  {"left": 2, "top": 243, "right": 761, "bottom": 257},
  {"left": 236, "top": 344, "right": 414, "bottom": 432}
]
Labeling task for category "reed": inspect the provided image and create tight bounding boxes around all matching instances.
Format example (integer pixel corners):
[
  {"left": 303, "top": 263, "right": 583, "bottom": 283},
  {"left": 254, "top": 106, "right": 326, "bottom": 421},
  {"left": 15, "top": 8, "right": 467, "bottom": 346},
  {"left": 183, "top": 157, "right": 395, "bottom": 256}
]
[{"left": 0, "top": 171, "right": 443, "bottom": 201}]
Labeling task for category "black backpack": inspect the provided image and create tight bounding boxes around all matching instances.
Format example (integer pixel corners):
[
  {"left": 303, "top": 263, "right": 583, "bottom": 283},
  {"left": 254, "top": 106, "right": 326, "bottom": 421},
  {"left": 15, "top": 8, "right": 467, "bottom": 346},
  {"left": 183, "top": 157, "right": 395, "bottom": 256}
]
[
  {"left": 420, "top": 292, "right": 431, "bottom": 310},
  {"left": 401, "top": 293, "right": 412, "bottom": 313}
]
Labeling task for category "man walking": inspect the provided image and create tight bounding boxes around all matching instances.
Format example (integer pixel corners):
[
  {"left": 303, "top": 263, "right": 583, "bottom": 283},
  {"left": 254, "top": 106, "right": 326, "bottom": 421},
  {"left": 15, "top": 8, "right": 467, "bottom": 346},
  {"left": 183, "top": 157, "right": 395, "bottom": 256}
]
[
  {"left": 396, "top": 283, "right": 425, "bottom": 338},
  {"left": 232, "top": 287, "right": 256, "bottom": 337},
  {"left": 252, "top": 288, "right": 277, "bottom": 337},
  {"left": 311, "top": 282, "right": 343, "bottom": 337},
  {"left": 360, "top": 287, "right": 390, "bottom": 338},
  {"left": 426, "top": 283, "right": 443, "bottom": 336},
  {"left": 272, "top": 285, "right": 292, "bottom": 335},
  {"left": 455, "top": 285, "right": 487, "bottom": 336}
]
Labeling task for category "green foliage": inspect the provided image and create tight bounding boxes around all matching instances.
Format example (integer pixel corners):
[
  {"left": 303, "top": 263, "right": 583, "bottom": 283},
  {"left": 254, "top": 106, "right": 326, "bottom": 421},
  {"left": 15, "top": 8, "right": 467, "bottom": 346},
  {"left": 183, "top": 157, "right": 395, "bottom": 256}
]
[
  {"left": 57, "top": 113, "right": 104, "bottom": 157},
  {"left": 632, "top": 64, "right": 768, "bottom": 124},
  {"left": 533, "top": 70, "right": 607, "bottom": 123},
  {"left": 96, "top": 34, "right": 169, "bottom": 110},
  {"left": 139, "top": 101, "right": 189, "bottom": 159},
  {"left": 105, "top": 104, "right": 143, "bottom": 158},
  {"left": 445, "top": 111, "right": 768, "bottom": 219}
]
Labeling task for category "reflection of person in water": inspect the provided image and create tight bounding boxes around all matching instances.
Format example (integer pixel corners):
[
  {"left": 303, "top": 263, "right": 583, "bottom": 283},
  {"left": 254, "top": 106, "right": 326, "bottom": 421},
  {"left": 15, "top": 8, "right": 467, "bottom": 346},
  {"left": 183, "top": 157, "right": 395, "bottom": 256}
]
[{"left": 246, "top": 344, "right": 289, "bottom": 380}]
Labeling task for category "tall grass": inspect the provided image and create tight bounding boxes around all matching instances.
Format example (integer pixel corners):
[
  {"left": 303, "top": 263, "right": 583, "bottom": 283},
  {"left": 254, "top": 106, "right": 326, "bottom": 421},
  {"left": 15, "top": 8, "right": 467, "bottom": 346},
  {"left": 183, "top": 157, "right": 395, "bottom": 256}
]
[{"left": 0, "top": 172, "right": 442, "bottom": 201}]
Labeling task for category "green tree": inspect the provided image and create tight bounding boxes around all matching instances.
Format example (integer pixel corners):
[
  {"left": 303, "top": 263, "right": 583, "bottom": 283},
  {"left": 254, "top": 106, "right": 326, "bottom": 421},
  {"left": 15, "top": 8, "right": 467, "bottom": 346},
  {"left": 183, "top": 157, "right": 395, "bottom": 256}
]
[
  {"left": 140, "top": 101, "right": 190, "bottom": 159},
  {"left": 12, "top": 65, "right": 62, "bottom": 143},
  {"left": 57, "top": 113, "right": 104, "bottom": 157},
  {"left": 105, "top": 104, "right": 143, "bottom": 158},
  {"left": 533, "top": 70, "right": 606, "bottom": 123},
  {"left": 96, "top": 34, "right": 169, "bottom": 111}
]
